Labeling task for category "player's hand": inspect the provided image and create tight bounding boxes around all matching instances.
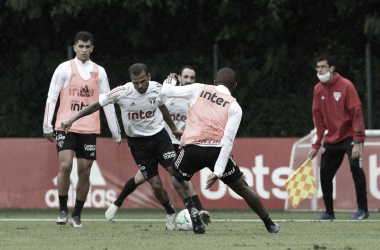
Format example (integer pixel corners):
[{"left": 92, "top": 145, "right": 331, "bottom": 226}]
[
  {"left": 61, "top": 118, "right": 74, "bottom": 133},
  {"left": 167, "top": 73, "right": 178, "bottom": 80},
  {"left": 164, "top": 73, "right": 178, "bottom": 85},
  {"left": 307, "top": 149, "right": 318, "bottom": 160},
  {"left": 352, "top": 143, "right": 361, "bottom": 160},
  {"left": 172, "top": 129, "right": 183, "bottom": 140},
  {"left": 43, "top": 132, "right": 55, "bottom": 143},
  {"left": 205, "top": 173, "right": 218, "bottom": 190}
]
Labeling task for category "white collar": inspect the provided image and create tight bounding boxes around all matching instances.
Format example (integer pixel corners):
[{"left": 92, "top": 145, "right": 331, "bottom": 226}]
[
  {"left": 215, "top": 85, "right": 231, "bottom": 95},
  {"left": 74, "top": 57, "right": 92, "bottom": 66}
]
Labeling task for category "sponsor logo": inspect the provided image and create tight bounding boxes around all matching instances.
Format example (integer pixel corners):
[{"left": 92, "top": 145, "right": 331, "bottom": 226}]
[
  {"left": 71, "top": 101, "right": 90, "bottom": 111},
  {"left": 84, "top": 144, "right": 96, "bottom": 151},
  {"left": 45, "top": 159, "right": 117, "bottom": 208},
  {"left": 193, "top": 138, "right": 221, "bottom": 145},
  {"left": 127, "top": 109, "right": 157, "bottom": 120},
  {"left": 79, "top": 85, "right": 91, "bottom": 97},
  {"left": 56, "top": 134, "right": 65, "bottom": 140},
  {"left": 148, "top": 97, "right": 157, "bottom": 105},
  {"left": 170, "top": 113, "right": 187, "bottom": 122},
  {"left": 198, "top": 115, "right": 221, "bottom": 130},
  {"left": 138, "top": 164, "right": 146, "bottom": 170},
  {"left": 131, "top": 102, "right": 136, "bottom": 106},
  {"left": 90, "top": 152, "right": 95, "bottom": 157},
  {"left": 138, "top": 165, "right": 147, "bottom": 178},
  {"left": 334, "top": 92, "right": 341, "bottom": 101},
  {"left": 69, "top": 85, "right": 95, "bottom": 98},
  {"left": 163, "top": 151, "right": 176, "bottom": 160},
  {"left": 58, "top": 141, "right": 64, "bottom": 148},
  {"left": 200, "top": 90, "right": 231, "bottom": 107},
  {"left": 222, "top": 167, "right": 235, "bottom": 178}
]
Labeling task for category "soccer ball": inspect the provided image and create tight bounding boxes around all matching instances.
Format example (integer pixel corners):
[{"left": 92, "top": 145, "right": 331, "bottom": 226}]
[{"left": 175, "top": 209, "right": 193, "bottom": 231}]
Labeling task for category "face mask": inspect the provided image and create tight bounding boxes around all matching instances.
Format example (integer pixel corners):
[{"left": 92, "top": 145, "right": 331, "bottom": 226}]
[{"left": 317, "top": 71, "right": 331, "bottom": 83}]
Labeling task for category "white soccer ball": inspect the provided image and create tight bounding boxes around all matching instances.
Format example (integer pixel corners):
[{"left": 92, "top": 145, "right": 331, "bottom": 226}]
[{"left": 175, "top": 209, "right": 193, "bottom": 231}]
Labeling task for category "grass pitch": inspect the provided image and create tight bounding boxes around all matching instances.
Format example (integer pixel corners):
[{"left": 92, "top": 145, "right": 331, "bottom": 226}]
[{"left": 0, "top": 209, "right": 379, "bottom": 250}]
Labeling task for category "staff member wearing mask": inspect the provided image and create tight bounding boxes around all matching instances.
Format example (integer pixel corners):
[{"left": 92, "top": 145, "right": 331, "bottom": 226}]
[{"left": 307, "top": 54, "right": 369, "bottom": 220}]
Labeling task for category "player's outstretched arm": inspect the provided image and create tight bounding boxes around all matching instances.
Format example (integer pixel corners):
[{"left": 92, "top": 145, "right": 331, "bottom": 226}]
[
  {"left": 61, "top": 101, "right": 101, "bottom": 133},
  {"left": 159, "top": 104, "right": 183, "bottom": 139}
]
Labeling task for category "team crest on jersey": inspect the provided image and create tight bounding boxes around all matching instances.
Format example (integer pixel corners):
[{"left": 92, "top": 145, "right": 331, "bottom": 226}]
[
  {"left": 148, "top": 97, "right": 157, "bottom": 105},
  {"left": 58, "top": 141, "right": 64, "bottom": 148},
  {"left": 334, "top": 92, "right": 341, "bottom": 101}
]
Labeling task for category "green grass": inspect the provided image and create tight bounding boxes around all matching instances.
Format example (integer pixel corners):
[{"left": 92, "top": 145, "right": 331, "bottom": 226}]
[{"left": 0, "top": 209, "right": 379, "bottom": 250}]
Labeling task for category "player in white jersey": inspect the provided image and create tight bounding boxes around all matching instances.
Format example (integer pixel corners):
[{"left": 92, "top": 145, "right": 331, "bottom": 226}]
[
  {"left": 104, "top": 66, "right": 210, "bottom": 226},
  {"left": 61, "top": 63, "right": 181, "bottom": 230},
  {"left": 163, "top": 68, "right": 281, "bottom": 234},
  {"left": 42, "top": 31, "right": 121, "bottom": 228}
]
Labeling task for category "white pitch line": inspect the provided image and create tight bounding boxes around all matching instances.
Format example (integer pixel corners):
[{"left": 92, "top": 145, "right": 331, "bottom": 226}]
[{"left": 0, "top": 219, "right": 379, "bottom": 222}]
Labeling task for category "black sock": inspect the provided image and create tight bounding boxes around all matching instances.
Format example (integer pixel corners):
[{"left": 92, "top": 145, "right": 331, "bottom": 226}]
[
  {"left": 183, "top": 197, "right": 195, "bottom": 213},
  {"left": 114, "top": 177, "right": 138, "bottom": 207},
  {"left": 59, "top": 195, "right": 68, "bottom": 213},
  {"left": 71, "top": 199, "right": 85, "bottom": 218},
  {"left": 162, "top": 201, "right": 175, "bottom": 214},
  {"left": 192, "top": 195, "right": 204, "bottom": 211},
  {"left": 261, "top": 214, "right": 275, "bottom": 227}
]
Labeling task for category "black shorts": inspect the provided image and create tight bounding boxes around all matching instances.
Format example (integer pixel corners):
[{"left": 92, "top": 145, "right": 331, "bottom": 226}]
[
  {"left": 172, "top": 145, "right": 243, "bottom": 184},
  {"left": 127, "top": 129, "right": 176, "bottom": 180},
  {"left": 173, "top": 144, "right": 180, "bottom": 154},
  {"left": 56, "top": 131, "right": 97, "bottom": 160}
]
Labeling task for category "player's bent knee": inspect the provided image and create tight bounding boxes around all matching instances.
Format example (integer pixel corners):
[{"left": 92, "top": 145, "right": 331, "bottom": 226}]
[{"left": 134, "top": 171, "right": 146, "bottom": 185}]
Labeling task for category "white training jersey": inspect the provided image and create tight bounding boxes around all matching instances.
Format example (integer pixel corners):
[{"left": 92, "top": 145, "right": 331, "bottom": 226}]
[
  {"left": 163, "top": 97, "right": 191, "bottom": 145},
  {"left": 43, "top": 57, "right": 121, "bottom": 142},
  {"left": 99, "top": 81, "right": 167, "bottom": 137}
]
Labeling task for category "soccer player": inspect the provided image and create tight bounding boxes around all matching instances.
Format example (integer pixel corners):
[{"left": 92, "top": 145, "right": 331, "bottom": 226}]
[
  {"left": 43, "top": 31, "right": 121, "bottom": 227},
  {"left": 105, "top": 66, "right": 211, "bottom": 226},
  {"left": 162, "top": 68, "right": 281, "bottom": 234},
  {"left": 61, "top": 63, "right": 181, "bottom": 230},
  {"left": 307, "top": 54, "right": 369, "bottom": 220}
]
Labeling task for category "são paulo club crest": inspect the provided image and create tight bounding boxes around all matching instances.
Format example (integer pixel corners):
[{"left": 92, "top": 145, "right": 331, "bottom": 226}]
[
  {"left": 334, "top": 92, "right": 341, "bottom": 101},
  {"left": 148, "top": 97, "right": 157, "bottom": 106}
]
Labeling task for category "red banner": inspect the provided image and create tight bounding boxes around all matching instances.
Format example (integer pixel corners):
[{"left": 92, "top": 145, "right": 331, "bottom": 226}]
[{"left": 0, "top": 138, "right": 379, "bottom": 210}]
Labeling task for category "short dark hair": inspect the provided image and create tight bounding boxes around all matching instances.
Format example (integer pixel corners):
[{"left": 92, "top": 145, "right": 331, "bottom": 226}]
[
  {"left": 179, "top": 65, "right": 196, "bottom": 76},
  {"left": 215, "top": 68, "right": 236, "bottom": 87},
  {"left": 74, "top": 31, "right": 94, "bottom": 45},
  {"left": 129, "top": 63, "right": 149, "bottom": 77},
  {"left": 316, "top": 54, "right": 335, "bottom": 67}
]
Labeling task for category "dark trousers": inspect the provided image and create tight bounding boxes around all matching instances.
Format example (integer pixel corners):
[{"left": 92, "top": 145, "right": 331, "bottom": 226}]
[{"left": 320, "top": 137, "right": 368, "bottom": 214}]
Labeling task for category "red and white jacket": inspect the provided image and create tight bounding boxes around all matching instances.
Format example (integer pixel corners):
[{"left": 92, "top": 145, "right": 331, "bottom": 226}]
[{"left": 312, "top": 72, "right": 365, "bottom": 150}]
